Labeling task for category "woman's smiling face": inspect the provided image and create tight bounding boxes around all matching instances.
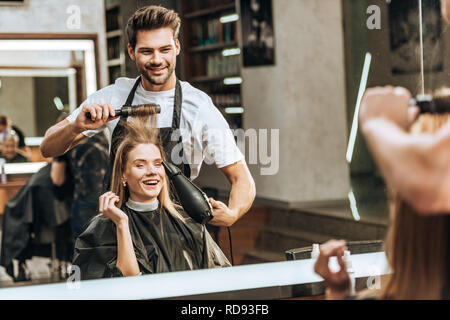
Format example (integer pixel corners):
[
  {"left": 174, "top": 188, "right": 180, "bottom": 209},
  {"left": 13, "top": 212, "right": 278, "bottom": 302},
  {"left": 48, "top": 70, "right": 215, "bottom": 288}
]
[{"left": 123, "top": 143, "right": 165, "bottom": 203}]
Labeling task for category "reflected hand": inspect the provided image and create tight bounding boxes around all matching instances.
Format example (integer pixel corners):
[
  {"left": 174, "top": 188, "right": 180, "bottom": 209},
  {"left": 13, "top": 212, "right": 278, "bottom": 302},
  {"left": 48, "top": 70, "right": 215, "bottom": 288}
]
[
  {"left": 314, "top": 239, "right": 351, "bottom": 300},
  {"left": 359, "top": 86, "right": 418, "bottom": 131},
  {"left": 75, "top": 103, "right": 117, "bottom": 132},
  {"left": 207, "top": 198, "right": 238, "bottom": 227},
  {"left": 99, "top": 191, "right": 128, "bottom": 226},
  {"left": 442, "top": 0, "right": 450, "bottom": 24}
]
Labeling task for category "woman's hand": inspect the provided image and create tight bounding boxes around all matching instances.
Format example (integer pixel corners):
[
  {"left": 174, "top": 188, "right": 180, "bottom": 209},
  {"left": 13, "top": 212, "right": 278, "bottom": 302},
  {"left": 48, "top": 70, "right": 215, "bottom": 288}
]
[
  {"left": 99, "top": 192, "right": 139, "bottom": 277},
  {"left": 314, "top": 240, "right": 351, "bottom": 300},
  {"left": 99, "top": 192, "right": 128, "bottom": 226}
]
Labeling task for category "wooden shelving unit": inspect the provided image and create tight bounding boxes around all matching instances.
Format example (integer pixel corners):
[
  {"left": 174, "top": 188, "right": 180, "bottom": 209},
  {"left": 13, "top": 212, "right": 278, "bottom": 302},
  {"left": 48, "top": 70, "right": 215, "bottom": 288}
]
[
  {"left": 179, "top": 0, "right": 243, "bottom": 130},
  {"left": 183, "top": 2, "right": 235, "bottom": 19},
  {"left": 187, "top": 41, "right": 238, "bottom": 53},
  {"left": 105, "top": 0, "right": 126, "bottom": 84}
]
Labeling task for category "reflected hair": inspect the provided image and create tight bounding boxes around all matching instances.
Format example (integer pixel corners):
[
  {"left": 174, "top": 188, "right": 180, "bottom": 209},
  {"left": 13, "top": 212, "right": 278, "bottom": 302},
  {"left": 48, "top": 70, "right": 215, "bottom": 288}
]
[
  {"left": 3, "top": 130, "right": 19, "bottom": 146},
  {"left": 110, "top": 116, "right": 183, "bottom": 220},
  {"left": 380, "top": 111, "right": 450, "bottom": 300}
]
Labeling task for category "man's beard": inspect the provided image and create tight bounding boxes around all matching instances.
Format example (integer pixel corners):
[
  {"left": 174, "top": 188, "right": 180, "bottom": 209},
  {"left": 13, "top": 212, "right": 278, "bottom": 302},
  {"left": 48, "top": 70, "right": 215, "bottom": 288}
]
[{"left": 140, "top": 63, "right": 174, "bottom": 86}]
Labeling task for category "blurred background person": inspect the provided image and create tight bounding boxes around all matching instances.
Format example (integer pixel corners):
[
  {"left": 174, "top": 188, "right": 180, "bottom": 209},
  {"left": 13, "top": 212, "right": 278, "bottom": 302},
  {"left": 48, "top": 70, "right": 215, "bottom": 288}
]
[
  {"left": 0, "top": 115, "right": 26, "bottom": 150},
  {"left": 0, "top": 130, "right": 29, "bottom": 163}
]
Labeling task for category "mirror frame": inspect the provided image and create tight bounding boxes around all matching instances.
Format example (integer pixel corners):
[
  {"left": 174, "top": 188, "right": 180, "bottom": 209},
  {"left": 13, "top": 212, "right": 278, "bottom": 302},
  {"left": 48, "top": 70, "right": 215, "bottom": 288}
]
[{"left": 0, "top": 33, "right": 101, "bottom": 142}]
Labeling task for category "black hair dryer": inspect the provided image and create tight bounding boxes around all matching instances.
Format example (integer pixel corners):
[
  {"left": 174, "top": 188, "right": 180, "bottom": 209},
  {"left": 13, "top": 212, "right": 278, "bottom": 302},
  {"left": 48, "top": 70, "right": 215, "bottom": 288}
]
[{"left": 162, "top": 161, "right": 214, "bottom": 225}]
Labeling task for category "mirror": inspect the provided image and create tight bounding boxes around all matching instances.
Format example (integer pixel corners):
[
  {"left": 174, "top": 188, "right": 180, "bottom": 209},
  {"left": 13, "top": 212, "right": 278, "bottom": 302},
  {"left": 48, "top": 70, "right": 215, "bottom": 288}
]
[
  {"left": 345, "top": 0, "right": 447, "bottom": 213},
  {"left": 0, "top": 0, "right": 446, "bottom": 297},
  {"left": 0, "top": 68, "right": 75, "bottom": 137},
  {"left": 0, "top": 38, "right": 100, "bottom": 285},
  {"left": 0, "top": 39, "right": 98, "bottom": 138}
]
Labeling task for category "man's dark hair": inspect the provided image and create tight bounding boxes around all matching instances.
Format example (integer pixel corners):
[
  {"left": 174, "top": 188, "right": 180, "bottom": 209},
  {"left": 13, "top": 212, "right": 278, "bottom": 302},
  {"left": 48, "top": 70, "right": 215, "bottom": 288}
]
[{"left": 126, "top": 5, "right": 181, "bottom": 49}]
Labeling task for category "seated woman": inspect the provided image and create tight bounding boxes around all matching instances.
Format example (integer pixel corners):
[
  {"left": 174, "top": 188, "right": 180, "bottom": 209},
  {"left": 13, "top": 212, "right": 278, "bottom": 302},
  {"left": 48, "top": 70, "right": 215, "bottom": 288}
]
[
  {"left": 0, "top": 130, "right": 29, "bottom": 163},
  {"left": 72, "top": 118, "right": 231, "bottom": 279},
  {"left": 314, "top": 109, "right": 450, "bottom": 300}
]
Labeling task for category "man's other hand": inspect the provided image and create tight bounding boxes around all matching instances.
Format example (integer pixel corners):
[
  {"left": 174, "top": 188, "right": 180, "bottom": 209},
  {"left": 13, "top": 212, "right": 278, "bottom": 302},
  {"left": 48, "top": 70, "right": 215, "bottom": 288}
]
[
  {"left": 359, "top": 86, "right": 419, "bottom": 132},
  {"left": 208, "top": 198, "right": 238, "bottom": 227}
]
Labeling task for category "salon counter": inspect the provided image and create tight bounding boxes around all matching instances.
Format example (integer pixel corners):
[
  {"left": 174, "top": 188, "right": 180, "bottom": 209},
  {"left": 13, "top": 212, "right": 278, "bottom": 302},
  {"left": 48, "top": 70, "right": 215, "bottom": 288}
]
[
  {"left": 0, "top": 251, "right": 389, "bottom": 300},
  {"left": 0, "top": 162, "right": 47, "bottom": 214}
]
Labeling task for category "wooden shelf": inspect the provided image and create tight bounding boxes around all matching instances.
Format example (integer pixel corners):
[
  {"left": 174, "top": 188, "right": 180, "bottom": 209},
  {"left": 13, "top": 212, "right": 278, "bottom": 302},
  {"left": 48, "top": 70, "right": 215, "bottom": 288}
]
[
  {"left": 216, "top": 103, "right": 243, "bottom": 108},
  {"left": 184, "top": 3, "right": 235, "bottom": 19},
  {"left": 188, "top": 41, "right": 238, "bottom": 53},
  {"left": 180, "top": 0, "right": 243, "bottom": 129},
  {"left": 188, "top": 74, "right": 240, "bottom": 83},
  {"left": 107, "top": 58, "right": 122, "bottom": 67},
  {"left": 106, "top": 29, "right": 123, "bottom": 39}
]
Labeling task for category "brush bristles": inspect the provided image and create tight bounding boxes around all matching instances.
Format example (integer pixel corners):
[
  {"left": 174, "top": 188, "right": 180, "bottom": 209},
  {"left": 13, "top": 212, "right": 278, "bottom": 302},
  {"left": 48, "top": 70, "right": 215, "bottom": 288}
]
[
  {"left": 128, "top": 104, "right": 161, "bottom": 117},
  {"left": 432, "top": 89, "right": 450, "bottom": 114}
]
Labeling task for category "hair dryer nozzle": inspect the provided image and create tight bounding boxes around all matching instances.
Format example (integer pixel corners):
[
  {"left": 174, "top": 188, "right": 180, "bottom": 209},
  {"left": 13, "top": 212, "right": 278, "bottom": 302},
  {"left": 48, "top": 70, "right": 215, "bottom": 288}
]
[
  {"left": 163, "top": 161, "right": 213, "bottom": 224},
  {"left": 162, "top": 161, "right": 181, "bottom": 179}
]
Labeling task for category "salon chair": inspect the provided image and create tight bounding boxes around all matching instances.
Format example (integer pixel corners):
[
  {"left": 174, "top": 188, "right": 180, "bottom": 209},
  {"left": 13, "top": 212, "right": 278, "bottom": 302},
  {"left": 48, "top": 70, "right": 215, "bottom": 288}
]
[{"left": 30, "top": 224, "right": 60, "bottom": 282}]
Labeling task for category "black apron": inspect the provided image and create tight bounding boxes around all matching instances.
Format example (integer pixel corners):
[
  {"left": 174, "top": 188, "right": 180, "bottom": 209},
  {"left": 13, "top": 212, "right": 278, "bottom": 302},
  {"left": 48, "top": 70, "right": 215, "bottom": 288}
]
[{"left": 103, "top": 76, "right": 191, "bottom": 191}]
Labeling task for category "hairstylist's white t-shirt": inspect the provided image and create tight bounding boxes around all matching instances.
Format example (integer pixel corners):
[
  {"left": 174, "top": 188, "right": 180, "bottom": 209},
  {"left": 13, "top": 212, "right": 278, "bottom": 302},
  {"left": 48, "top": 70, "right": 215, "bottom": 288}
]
[{"left": 66, "top": 77, "right": 244, "bottom": 180}]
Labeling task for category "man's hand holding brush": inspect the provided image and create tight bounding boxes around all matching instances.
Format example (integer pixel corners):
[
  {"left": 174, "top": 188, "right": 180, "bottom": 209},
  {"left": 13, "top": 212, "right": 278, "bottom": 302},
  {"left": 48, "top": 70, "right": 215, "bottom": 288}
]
[{"left": 75, "top": 103, "right": 117, "bottom": 132}]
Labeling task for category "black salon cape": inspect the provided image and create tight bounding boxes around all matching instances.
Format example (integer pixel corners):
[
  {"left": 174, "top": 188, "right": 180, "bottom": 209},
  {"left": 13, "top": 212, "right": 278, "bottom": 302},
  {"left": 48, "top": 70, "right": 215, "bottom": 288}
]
[
  {"left": 0, "top": 164, "right": 73, "bottom": 276},
  {"left": 72, "top": 204, "right": 230, "bottom": 279}
]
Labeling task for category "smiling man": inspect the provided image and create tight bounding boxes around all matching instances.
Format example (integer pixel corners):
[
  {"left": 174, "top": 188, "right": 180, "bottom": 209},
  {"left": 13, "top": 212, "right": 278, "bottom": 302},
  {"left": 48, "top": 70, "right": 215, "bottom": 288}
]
[{"left": 40, "top": 6, "right": 255, "bottom": 227}]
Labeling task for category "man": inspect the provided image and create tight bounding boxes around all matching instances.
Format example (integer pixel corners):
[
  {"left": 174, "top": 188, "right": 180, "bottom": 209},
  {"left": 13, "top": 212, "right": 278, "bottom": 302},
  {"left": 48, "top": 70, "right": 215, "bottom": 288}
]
[{"left": 40, "top": 5, "right": 255, "bottom": 227}]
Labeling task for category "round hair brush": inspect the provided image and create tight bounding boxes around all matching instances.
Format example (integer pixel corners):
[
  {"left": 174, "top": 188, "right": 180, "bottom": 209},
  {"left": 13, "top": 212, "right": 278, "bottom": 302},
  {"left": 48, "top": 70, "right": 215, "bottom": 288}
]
[{"left": 85, "top": 104, "right": 161, "bottom": 120}]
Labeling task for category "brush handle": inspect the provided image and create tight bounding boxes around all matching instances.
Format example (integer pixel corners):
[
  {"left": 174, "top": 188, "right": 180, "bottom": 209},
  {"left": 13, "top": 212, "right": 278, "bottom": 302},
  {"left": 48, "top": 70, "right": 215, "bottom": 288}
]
[
  {"left": 410, "top": 94, "right": 437, "bottom": 114},
  {"left": 85, "top": 109, "right": 122, "bottom": 120}
]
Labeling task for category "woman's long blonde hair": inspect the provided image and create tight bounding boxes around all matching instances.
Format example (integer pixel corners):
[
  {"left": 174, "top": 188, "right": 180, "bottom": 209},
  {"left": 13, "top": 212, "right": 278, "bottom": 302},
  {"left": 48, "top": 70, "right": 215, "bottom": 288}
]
[
  {"left": 380, "top": 112, "right": 450, "bottom": 300},
  {"left": 110, "top": 116, "right": 183, "bottom": 220}
]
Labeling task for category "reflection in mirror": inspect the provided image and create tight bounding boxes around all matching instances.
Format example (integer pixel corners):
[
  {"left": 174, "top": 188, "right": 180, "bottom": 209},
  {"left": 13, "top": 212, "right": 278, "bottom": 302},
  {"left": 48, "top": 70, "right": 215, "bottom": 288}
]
[
  {"left": 1, "top": 0, "right": 448, "bottom": 300},
  {"left": 0, "top": 68, "right": 75, "bottom": 137},
  {"left": 0, "top": 39, "right": 99, "bottom": 287},
  {"left": 344, "top": 0, "right": 448, "bottom": 223},
  {"left": 0, "top": 39, "right": 97, "bottom": 139}
]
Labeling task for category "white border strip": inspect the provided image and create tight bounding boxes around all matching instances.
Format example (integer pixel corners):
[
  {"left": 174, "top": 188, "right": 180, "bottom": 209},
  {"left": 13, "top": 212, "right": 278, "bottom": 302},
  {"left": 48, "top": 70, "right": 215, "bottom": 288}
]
[
  {"left": 4, "top": 162, "right": 47, "bottom": 175},
  {"left": 0, "top": 39, "right": 97, "bottom": 96},
  {"left": 346, "top": 52, "right": 372, "bottom": 163},
  {"left": 0, "top": 252, "right": 389, "bottom": 300}
]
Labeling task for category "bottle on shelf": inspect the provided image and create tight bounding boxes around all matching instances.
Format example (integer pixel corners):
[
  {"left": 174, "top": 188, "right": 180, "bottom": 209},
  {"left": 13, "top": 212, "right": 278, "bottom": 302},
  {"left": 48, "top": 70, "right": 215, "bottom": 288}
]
[
  {"left": 0, "top": 158, "right": 7, "bottom": 184},
  {"left": 343, "top": 250, "right": 356, "bottom": 296},
  {"left": 311, "top": 243, "right": 320, "bottom": 259}
]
